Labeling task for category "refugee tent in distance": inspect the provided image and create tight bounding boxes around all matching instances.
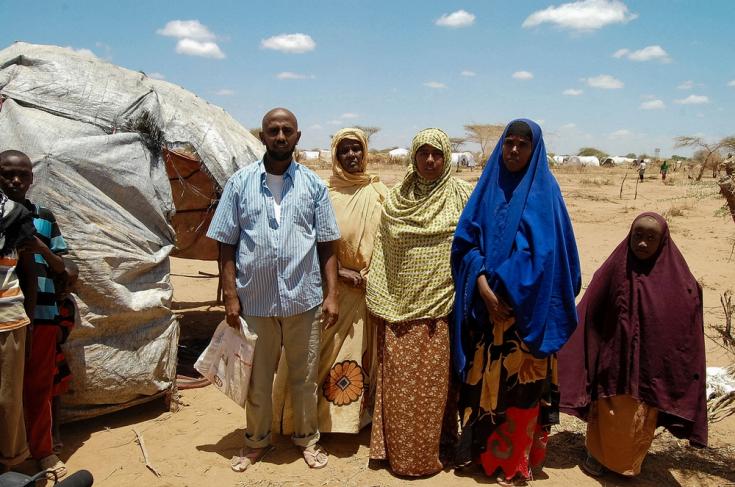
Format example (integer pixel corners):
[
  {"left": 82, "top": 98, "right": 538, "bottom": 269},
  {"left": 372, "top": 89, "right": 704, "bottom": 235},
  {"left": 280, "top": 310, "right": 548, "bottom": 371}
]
[
  {"left": 451, "top": 151, "right": 477, "bottom": 168},
  {"left": 389, "top": 147, "right": 409, "bottom": 159},
  {"left": 565, "top": 155, "right": 600, "bottom": 167},
  {"left": 0, "top": 42, "right": 264, "bottom": 420}
]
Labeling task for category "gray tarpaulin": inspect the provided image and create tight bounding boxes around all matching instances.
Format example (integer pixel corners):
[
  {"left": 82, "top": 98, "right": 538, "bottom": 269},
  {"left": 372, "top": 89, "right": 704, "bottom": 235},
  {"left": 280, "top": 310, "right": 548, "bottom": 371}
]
[{"left": 0, "top": 42, "right": 263, "bottom": 417}]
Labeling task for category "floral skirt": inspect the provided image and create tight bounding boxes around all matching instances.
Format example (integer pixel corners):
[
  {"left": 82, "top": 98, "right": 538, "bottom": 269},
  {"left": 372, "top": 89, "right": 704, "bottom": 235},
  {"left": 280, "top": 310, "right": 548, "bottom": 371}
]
[
  {"left": 369, "top": 315, "right": 455, "bottom": 477},
  {"left": 273, "top": 284, "right": 375, "bottom": 434},
  {"left": 457, "top": 316, "right": 558, "bottom": 480}
]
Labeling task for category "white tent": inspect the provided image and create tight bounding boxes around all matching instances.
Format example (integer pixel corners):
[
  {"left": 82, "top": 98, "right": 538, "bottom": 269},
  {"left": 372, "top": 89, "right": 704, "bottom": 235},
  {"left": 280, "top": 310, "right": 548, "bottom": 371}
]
[
  {"left": 388, "top": 147, "right": 409, "bottom": 159},
  {"left": 0, "top": 42, "right": 264, "bottom": 419},
  {"left": 601, "top": 156, "right": 636, "bottom": 166},
  {"left": 566, "top": 156, "right": 600, "bottom": 167},
  {"left": 451, "top": 151, "right": 476, "bottom": 167},
  {"left": 300, "top": 150, "right": 321, "bottom": 161}
]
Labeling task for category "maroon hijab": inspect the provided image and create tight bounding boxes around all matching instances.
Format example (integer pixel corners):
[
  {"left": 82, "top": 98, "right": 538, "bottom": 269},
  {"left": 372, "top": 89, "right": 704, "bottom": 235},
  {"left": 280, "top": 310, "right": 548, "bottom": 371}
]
[{"left": 558, "top": 212, "right": 707, "bottom": 446}]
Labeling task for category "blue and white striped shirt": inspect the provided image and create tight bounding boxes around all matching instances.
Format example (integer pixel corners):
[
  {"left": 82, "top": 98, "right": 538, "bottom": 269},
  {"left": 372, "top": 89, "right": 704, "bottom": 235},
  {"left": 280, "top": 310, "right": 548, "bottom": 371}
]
[{"left": 207, "top": 160, "right": 340, "bottom": 317}]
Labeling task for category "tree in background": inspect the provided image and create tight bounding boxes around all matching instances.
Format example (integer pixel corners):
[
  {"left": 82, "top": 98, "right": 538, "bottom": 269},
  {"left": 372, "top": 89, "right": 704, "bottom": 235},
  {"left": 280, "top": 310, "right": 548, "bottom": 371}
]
[
  {"left": 674, "top": 135, "right": 735, "bottom": 181},
  {"left": 464, "top": 124, "right": 505, "bottom": 161},
  {"left": 249, "top": 127, "right": 262, "bottom": 139},
  {"left": 449, "top": 137, "right": 467, "bottom": 152},
  {"left": 625, "top": 152, "right": 637, "bottom": 159},
  {"left": 577, "top": 147, "right": 609, "bottom": 160},
  {"left": 354, "top": 126, "right": 381, "bottom": 144}
]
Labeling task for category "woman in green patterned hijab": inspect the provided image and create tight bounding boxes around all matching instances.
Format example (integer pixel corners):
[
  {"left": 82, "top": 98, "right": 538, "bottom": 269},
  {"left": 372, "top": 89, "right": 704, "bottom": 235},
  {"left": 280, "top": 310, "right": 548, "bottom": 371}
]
[{"left": 366, "top": 128, "right": 472, "bottom": 476}]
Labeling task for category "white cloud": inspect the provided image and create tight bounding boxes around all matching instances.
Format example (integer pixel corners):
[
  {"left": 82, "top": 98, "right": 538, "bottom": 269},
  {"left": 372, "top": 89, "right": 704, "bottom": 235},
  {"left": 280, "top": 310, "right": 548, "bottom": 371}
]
[
  {"left": 674, "top": 94, "right": 710, "bottom": 105},
  {"left": 677, "top": 80, "right": 694, "bottom": 90},
  {"left": 424, "top": 81, "right": 447, "bottom": 89},
  {"left": 147, "top": 72, "right": 166, "bottom": 80},
  {"left": 610, "top": 129, "right": 631, "bottom": 139},
  {"left": 176, "top": 39, "right": 225, "bottom": 59},
  {"left": 157, "top": 20, "right": 225, "bottom": 59},
  {"left": 157, "top": 20, "right": 215, "bottom": 40},
  {"left": 728, "top": 80, "right": 735, "bottom": 87},
  {"left": 613, "top": 45, "right": 670, "bottom": 62},
  {"left": 275, "top": 71, "right": 315, "bottom": 80},
  {"left": 214, "top": 88, "right": 235, "bottom": 96},
  {"left": 65, "top": 46, "right": 96, "bottom": 58},
  {"left": 640, "top": 99, "right": 665, "bottom": 110},
  {"left": 560, "top": 123, "right": 577, "bottom": 129},
  {"left": 309, "top": 124, "right": 323, "bottom": 130},
  {"left": 523, "top": 0, "right": 637, "bottom": 31},
  {"left": 261, "top": 33, "right": 316, "bottom": 53},
  {"left": 327, "top": 120, "right": 342, "bottom": 126},
  {"left": 340, "top": 113, "right": 359, "bottom": 119},
  {"left": 563, "top": 88, "right": 583, "bottom": 96},
  {"left": 435, "top": 10, "right": 476, "bottom": 28},
  {"left": 512, "top": 70, "right": 534, "bottom": 80},
  {"left": 95, "top": 41, "right": 113, "bottom": 60},
  {"left": 461, "top": 70, "right": 476, "bottom": 77},
  {"left": 584, "top": 74, "right": 624, "bottom": 89}
]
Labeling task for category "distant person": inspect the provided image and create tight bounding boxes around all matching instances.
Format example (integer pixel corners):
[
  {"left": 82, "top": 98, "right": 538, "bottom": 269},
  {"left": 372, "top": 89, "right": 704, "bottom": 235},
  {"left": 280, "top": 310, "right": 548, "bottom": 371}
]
[
  {"left": 451, "top": 120, "right": 581, "bottom": 486},
  {"left": 207, "top": 108, "right": 340, "bottom": 472},
  {"left": 366, "top": 128, "right": 472, "bottom": 476},
  {"left": 638, "top": 160, "right": 647, "bottom": 181},
  {"left": 0, "top": 150, "right": 68, "bottom": 479},
  {"left": 0, "top": 158, "right": 37, "bottom": 474},
  {"left": 559, "top": 212, "right": 707, "bottom": 478},
  {"left": 660, "top": 160, "right": 669, "bottom": 181},
  {"left": 51, "top": 259, "right": 79, "bottom": 452},
  {"left": 272, "top": 128, "right": 387, "bottom": 434}
]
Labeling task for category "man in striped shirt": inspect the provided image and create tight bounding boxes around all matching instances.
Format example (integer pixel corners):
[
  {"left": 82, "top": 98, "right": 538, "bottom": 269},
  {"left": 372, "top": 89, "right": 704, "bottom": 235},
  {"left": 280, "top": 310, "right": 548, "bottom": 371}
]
[
  {"left": 207, "top": 108, "right": 340, "bottom": 472},
  {"left": 0, "top": 150, "right": 69, "bottom": 479}
]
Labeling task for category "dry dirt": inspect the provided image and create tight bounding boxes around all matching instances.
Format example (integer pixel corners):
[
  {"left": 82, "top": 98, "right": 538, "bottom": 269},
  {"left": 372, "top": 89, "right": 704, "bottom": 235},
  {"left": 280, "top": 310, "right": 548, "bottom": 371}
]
[{"left": 26, "top": 165, "right": 735, "bottom": 486}]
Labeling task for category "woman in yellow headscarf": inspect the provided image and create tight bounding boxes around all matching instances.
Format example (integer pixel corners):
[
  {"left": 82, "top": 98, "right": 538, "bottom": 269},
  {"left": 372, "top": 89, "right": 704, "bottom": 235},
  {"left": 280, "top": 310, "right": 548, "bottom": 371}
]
[
  {"left": 273, "top": 128, "right": 387, "bottom": 435},
  {"left": 366, "top": 128, "right": 473, "bottom": 476}
]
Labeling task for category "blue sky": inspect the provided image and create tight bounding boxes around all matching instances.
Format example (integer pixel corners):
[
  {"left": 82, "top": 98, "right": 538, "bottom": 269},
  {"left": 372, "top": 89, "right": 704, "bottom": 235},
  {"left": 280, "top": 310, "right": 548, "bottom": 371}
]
[{"left": 3, "top": 0, "right": 734, "bottom": 157}]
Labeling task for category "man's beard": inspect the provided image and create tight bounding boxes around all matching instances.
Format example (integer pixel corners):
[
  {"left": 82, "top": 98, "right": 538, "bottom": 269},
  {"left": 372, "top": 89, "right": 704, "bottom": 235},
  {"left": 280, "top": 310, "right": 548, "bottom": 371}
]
[{"left": 267, "top": 147, "right": 294, "bottom": 162}]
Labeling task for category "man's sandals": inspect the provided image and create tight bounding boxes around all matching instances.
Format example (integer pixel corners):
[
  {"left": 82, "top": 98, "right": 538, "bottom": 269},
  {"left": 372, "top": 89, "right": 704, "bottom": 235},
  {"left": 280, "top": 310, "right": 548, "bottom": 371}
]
[
  {"left": 300, "top": 444, "right": 328, "bottom": 469},
  {"left": 230, "top": 445, "right": 274, "bottom": 472},
  {"left": 230, "top": 444, "right": 328, "bottom": 472},
  {"left": 39, "top": 454, "right": 67, "bottom": 480}
]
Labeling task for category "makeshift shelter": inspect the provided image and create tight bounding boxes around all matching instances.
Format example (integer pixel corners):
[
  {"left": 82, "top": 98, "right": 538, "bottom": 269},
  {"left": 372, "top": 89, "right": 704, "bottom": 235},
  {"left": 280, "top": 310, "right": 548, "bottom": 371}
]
[
  {"left": 0, "top": 42, "right": 264, "bottom": 420},
  {"left": 565, "top": 156, "right": 600, "bottom": 167},
  {"left": 451, "top": 151, "right": 476, "bottom": 167},
  {"left": 388, "top": 147, "right": 409, "bottom": 159},
  {"left": 601, "top": 156, "right": 635, "bottom": 167}
]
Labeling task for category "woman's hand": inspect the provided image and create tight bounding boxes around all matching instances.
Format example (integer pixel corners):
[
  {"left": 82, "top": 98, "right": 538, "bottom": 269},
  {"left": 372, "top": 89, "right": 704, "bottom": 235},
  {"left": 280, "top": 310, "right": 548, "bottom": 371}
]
[
  {"left": 476, "top": 274, "right": 513, "bottom": 323},
  {"left": 338, "top": 268, "right": 364, "bottom": 288}
]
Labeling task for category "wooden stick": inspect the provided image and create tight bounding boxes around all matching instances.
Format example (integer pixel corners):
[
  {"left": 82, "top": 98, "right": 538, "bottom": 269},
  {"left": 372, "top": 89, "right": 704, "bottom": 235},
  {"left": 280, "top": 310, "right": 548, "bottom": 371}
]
[
  {"left": 133, "top": 428, "right": 161, "bottom": 477},
  {"left": 619, "top": 171, "right": 628, "bottom": 199},
  {"left": 634, "top": 174, "right": 640, "bottom": 200}
]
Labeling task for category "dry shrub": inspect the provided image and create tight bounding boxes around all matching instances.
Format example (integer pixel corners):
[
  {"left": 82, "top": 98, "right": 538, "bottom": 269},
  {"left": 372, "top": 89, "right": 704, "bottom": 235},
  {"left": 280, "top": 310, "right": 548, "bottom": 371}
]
[
  {"left": 552, "top": 165, "right": 594, "bottom": 175},
  {"left": 579, "top": 176, "right": 613, "bottom": 186},
  {"left": 663, "top": 175, "right": 679, "bottom": 186},
  {"left": 662, "top": 200, "right": 694, "bottom": 221}
]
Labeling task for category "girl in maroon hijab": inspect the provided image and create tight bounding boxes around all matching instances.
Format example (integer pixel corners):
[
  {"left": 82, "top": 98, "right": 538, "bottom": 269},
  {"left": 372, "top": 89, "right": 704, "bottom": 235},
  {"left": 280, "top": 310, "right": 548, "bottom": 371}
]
[{"left": 558, "top": 212, "right": 707, "bottom": 478}]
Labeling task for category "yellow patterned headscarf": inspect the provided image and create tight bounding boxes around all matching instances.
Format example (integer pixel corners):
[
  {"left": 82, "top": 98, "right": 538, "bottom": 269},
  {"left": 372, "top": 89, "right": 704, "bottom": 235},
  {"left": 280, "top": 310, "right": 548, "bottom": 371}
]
[{"left": 366, "top": 128, "right": 473, "bottom": 322}]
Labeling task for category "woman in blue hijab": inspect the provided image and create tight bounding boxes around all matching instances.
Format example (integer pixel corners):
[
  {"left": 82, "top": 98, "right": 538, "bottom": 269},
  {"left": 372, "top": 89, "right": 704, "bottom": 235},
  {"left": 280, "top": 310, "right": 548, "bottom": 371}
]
[{"left": 451, "top": 119, "right": 581, "bottom": 485}]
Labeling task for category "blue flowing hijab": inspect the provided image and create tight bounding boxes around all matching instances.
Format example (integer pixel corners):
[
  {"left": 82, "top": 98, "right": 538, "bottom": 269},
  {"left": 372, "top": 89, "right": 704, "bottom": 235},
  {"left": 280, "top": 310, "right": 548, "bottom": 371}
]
[{"left": 451, "top": 119, "right": 581, "bottom": 377}]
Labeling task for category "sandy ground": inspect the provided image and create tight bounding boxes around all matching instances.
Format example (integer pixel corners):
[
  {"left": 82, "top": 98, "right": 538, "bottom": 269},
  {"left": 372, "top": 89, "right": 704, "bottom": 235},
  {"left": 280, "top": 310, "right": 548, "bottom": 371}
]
[{"left": 25, "top": 165, "right": 735, "bottom": 486}]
